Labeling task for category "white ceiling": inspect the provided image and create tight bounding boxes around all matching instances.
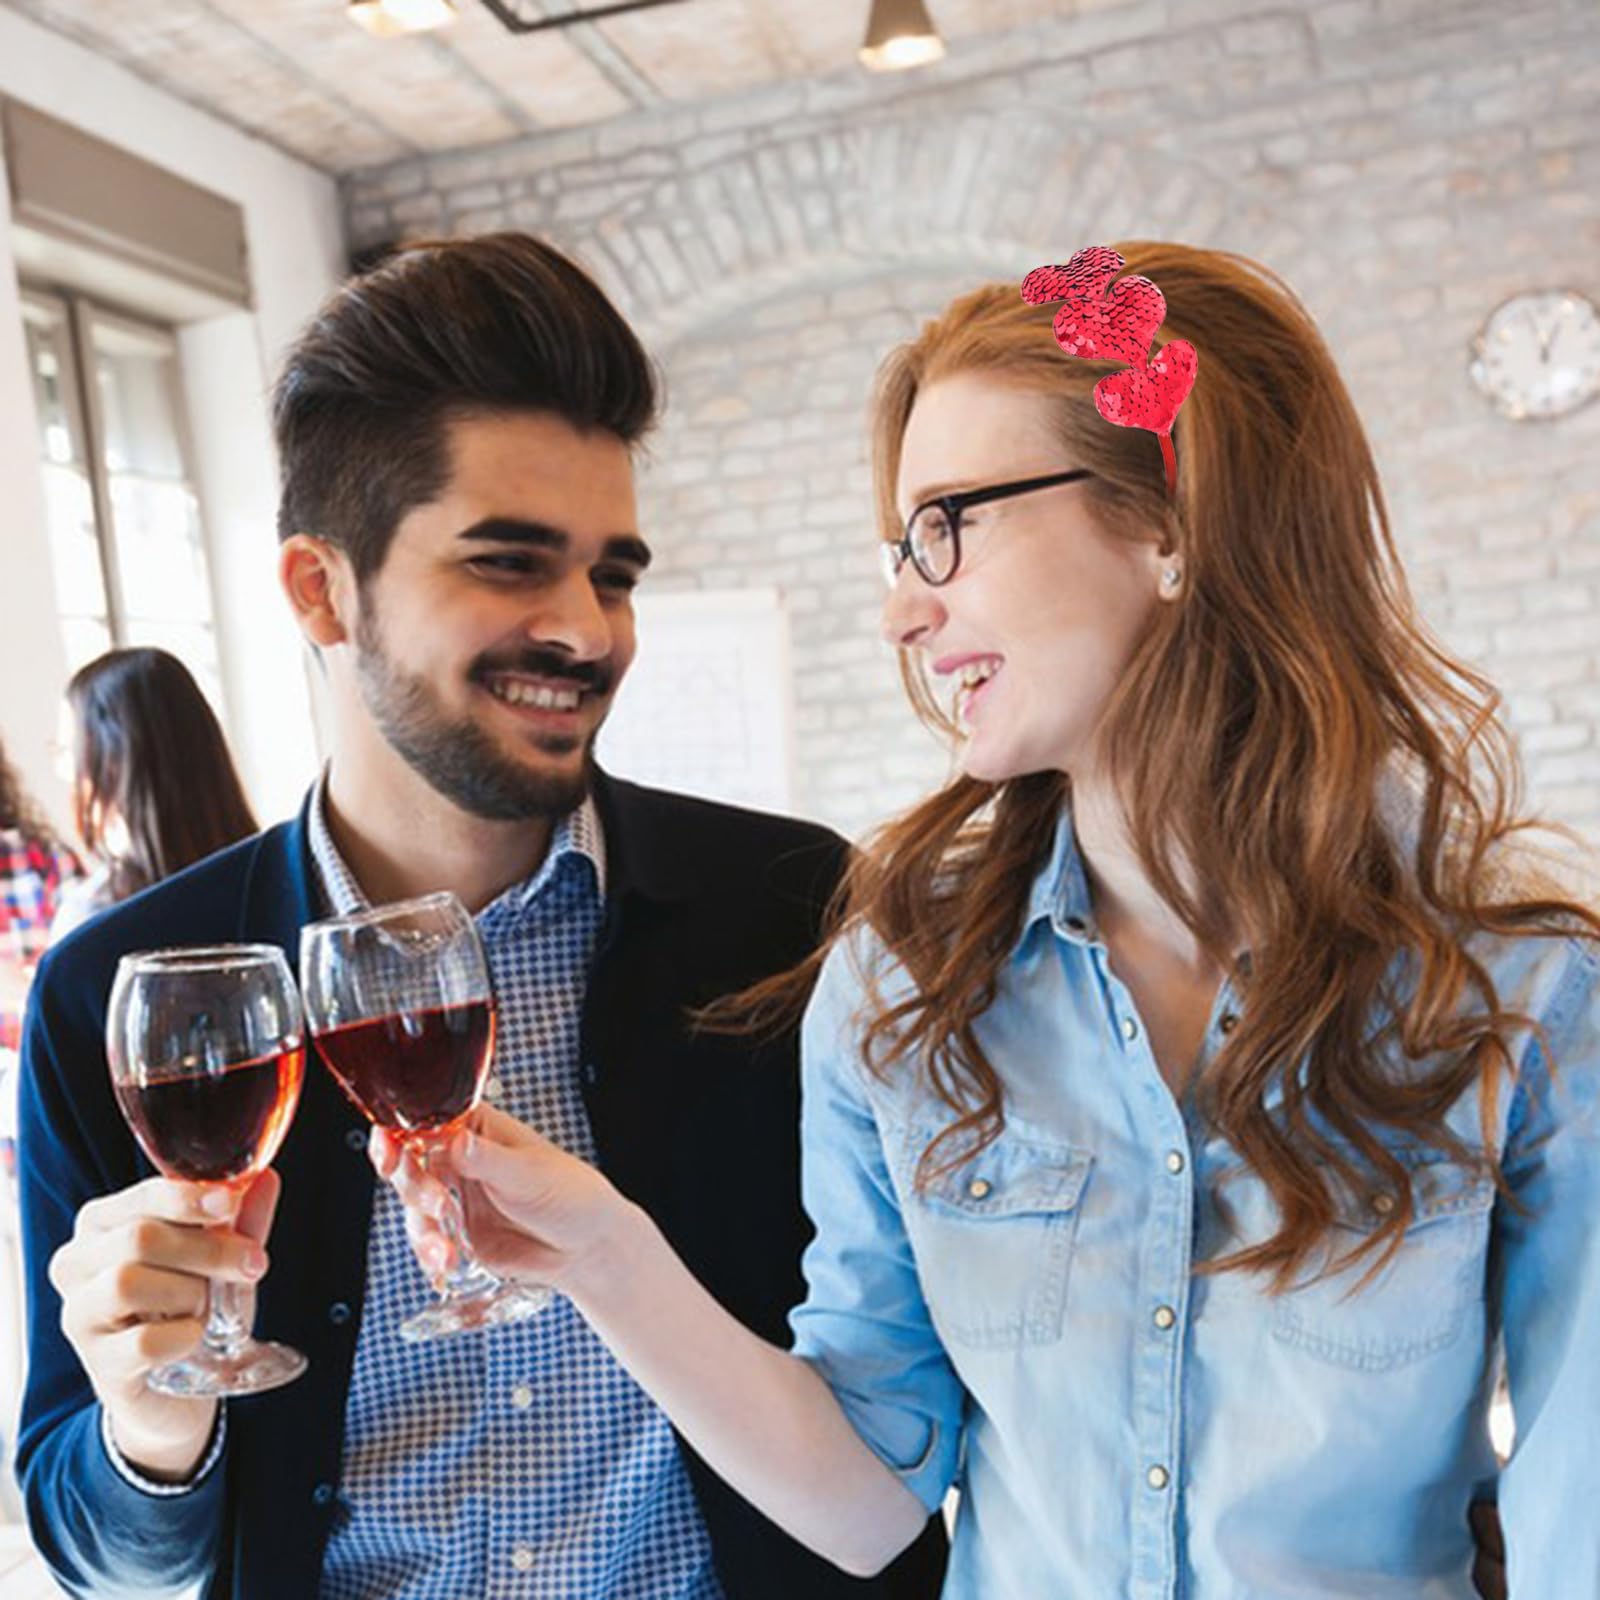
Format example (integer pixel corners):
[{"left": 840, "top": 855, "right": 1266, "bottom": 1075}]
[{"left": 1, "top": 0, "right": 1109, "bottom": 174}]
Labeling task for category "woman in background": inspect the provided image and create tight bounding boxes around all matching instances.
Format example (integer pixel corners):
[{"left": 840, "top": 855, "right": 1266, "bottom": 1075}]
[{"left": 52, "top": 647, "right": 257, "bottom": 938}]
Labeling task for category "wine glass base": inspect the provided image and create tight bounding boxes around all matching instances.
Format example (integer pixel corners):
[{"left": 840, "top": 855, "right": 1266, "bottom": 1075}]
[
  {"left": 148, "top": 1339, "right": 309, "bottom": 1398},
  {"left": 400, "top": 1281, "right": 552, "bottom": 1343}
]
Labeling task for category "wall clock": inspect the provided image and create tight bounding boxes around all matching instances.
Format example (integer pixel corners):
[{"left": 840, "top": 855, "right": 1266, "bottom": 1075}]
[{"left": 1468, "top": 289, "right": 1600, "bottom": 420}]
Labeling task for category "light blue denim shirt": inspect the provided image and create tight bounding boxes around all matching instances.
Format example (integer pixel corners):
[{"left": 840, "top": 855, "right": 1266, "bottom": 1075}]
[{"left": 790, "top": 807, "right": 1600, "bottom": 1599}]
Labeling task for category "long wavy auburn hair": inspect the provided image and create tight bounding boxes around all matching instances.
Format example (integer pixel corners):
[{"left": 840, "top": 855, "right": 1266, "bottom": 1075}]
[{"left": 731, "top": 242, "right": 1600, "bottom": 1291}]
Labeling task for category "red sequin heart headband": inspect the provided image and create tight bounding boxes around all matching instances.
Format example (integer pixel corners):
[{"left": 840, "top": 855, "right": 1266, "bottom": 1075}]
[{"left": 1022, "top": 248, "right": 1197, "bottom": 497}]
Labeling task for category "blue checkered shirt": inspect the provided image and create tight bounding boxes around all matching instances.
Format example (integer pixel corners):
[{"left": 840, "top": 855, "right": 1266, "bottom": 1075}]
[{"left": 308, "top": 779, "right": 722, "bottom": 1599}]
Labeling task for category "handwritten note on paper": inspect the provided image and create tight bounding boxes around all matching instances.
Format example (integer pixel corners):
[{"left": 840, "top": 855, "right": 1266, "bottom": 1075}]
[{"left": 596, "top": 586, "right": 797, "bottom": 815}]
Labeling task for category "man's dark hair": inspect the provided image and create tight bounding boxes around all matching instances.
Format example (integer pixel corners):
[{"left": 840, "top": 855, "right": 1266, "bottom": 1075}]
[{"left": 273, "top": 232, "right": 659, "bottom": 582}]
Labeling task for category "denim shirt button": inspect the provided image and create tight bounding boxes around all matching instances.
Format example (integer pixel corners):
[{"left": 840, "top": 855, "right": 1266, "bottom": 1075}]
[
  {"left": 1146, "top": 1465, "right": 1171, "bottom": 1491},
  {"left": 1218, "top": 1012, "right": 1240, "bottom": 1034},
  {"left": 1166, "top": 1150, "right": 1186, "bottom": 1175},
  {"left": 1120, "top": 1016, "right": 1139, "bottom": 1043},
  {"left": 1153, "top": 1305, "right": 1177, "bottom": 1331},
  {"left": 1370, "top": 1192, "right": 1397, "bottom": 1216},
  {"left": 967, "top": 1178, "right": 992, "bottom": 1200}
]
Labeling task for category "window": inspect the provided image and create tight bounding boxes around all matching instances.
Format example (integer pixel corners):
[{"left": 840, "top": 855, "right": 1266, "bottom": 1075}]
[{"left": 21, "top": 287, "right": 222, "bottom": 709}]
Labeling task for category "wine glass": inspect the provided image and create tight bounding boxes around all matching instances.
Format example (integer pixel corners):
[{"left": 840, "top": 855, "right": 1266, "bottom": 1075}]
[
  {"left": 298, "top": 891, "right": 549, "bottom": 1343},
  {"left": 106, "top": 945, "right": 309, "bottom": 1396}
]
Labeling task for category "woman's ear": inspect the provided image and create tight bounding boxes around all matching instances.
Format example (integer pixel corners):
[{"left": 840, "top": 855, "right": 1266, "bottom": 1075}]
[
  {"left": 1140, "top": 532, "right": 1184, "bottom": 604},
  {"left": 280, "top": 534, "right": 353, "bottom": 649}
]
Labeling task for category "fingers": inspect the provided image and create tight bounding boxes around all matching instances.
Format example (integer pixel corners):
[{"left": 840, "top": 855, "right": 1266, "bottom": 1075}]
[
  {"left": 66, "top": 1261, "right": 209, "bottom": 1339},
  {"left": 233, "top": 1168, "right": 281, "bottom": 1246},
  {"left": 371, "top": 1139, "right": 451, "bottom": 1219},
  {"left": 51, "top": 1200, "right": 270, "bottom": 1325},
  {"left": 470, "top": 1103, "right": 548, "bottom": 1150},
  {"left": 368, "top": 1126, "right": 401, "bottom": 1179},
  {"left": 74, "top": 1176, "right": 235, "bottom": 1237},
  {"left": 98, "top": 1317, "right": 208, "bottom": 1395},
  {"left": 452, "top": 1120, "right": 560, "bottom": 1199}
]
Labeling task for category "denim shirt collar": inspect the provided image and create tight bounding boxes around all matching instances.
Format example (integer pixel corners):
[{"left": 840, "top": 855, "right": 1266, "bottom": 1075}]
[{"left": 1022, "top": 804, "right": 1096, "bottom": 948}]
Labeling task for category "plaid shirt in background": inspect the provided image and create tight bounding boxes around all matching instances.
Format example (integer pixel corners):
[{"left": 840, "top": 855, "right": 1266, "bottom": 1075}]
[{"left": 0, "top": 828, "right": 82, "bottom": 1053}]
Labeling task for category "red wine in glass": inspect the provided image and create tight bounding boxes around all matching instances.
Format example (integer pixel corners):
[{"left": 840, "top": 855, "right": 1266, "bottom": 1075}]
[
  {"left": 313, "top": 1002, "right": 492, "bottom": 1140},
  {"left": 116, "top": 1046, "right": 304, "bottom": 1186},
  {"left": 106, "top": 944, "right": 309, "bottom": 1397},
  {"left": 300, "top": 891, "right": 549, "bottom": 1342}
]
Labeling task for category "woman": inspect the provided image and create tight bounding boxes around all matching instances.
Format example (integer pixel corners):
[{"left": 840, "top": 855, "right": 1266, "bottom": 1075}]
[
  {"left": 378, "top": 243, "right": 1598, "bottom": 1595},
  {"left": 52, "top": 647, "right": 258, "bottom": 937}
]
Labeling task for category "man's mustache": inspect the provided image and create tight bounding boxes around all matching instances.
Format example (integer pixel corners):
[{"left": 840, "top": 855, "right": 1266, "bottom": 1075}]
[{"left": 472, "top": 650, "right": 614, "bottom": 697}]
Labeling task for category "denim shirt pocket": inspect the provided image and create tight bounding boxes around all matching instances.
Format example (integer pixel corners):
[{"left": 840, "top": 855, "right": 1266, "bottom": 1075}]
[
  {"left": 898, "top": 1126, "right": 1095, "bottom": 1350},
  {"left": 1270, "top": 1152, "right": 1496, "bottom": 1373}
]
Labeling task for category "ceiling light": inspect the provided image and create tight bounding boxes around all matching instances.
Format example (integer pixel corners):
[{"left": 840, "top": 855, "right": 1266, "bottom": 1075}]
[
  {"left": 859, "top": 0, "right": 946, "bottom": 72},
  {"left": 476, "top": 0, "right": 693, "bottom": 31},
  {"left": 348, "top": 0, "right": 458, "bottom": 37}
]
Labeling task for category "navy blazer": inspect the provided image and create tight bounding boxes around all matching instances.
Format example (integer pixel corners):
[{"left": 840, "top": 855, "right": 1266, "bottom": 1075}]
[{"left": 16, "top": 774, "right": 948, "bottom": 1598}]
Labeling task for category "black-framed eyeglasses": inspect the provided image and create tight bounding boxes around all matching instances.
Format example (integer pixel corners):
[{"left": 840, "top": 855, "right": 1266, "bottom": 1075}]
[{"left": 880, "top": 469, "right": 1096, "bottom": 589}]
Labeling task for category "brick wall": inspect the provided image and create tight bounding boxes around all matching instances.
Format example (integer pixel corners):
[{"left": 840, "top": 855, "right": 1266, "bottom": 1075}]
[{"left": 344, "top": 0, "right": 1600, "bottom": 842}]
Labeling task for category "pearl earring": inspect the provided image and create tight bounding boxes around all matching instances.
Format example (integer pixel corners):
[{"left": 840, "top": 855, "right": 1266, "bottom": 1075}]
[{"left": 1160, "top": 565, "right": 1183, "bottom": 593}]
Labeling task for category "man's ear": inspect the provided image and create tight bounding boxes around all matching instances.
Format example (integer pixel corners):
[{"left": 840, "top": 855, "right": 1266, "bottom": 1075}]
[{"left": 280, "top": 534, "right": 355, "bottom": 649}]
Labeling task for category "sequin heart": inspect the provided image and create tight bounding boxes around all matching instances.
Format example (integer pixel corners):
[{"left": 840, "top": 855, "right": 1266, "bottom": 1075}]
[
  {"left": 1052, "top": 274, "right": 1168, "bottom": 368},
  {"left": 1021, "top": 248, "right": 1125, "bottom": 306},
  {"left": 1093, "top": 339, "right": 1198, "bottom": 436}
]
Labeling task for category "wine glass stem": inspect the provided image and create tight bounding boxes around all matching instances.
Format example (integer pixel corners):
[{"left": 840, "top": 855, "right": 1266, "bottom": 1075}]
[
  {"left": 420, "top": 1145, "right": 502, "bottom": 1301},
  {"left": 202, "top": 1275, "right": 250, "bottom": 1362}
]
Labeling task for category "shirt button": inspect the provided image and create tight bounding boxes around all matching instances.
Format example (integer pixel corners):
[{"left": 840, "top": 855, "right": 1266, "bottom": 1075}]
[
  {"left": 345, "top": 1127, "right": 368, "bottom": 1152},
  {"left": 328, "top": 1301, "right": 352, "bottom": 1326},
  {"left": 1218, "top": 1012, "right": 1240, "bottom": 1034},
  {"left": 1153, "top": 1305, "right": 1177, "bottom": 1330},
  {"left": 312, "top": 1482, "right": 335, "bottom": 1507},
  {"left": 511, "top": 1383, "right": 534, "bottom": 1410},
  {"left": 1371, "top": 1192, "right": 1396, "bottom": 1216},
  {"left": 1120, "top": 1016, "right": 1139, "bottom": 1042},
  {"left": 581, "top": 1060, "right": 599, "bottom": 1087},
  {"left": 1166, "top": 1150, "right": 1186, "bottom": 1175},
  {"left": 967, "top": 1178, "right": 992, "bottom": 1200},
  {"left": 511, "top": 1546, "right": 535, "bottom": 1572},
  {"left": 484, "top": 1075, "right": 504, "bottom": 1102},
  {"left": 1147, "top": 1464, "right": 1171, "bottom": 1491},
  {"left": 1064, "top": 915, "right": 1088, "bottom": 935}
]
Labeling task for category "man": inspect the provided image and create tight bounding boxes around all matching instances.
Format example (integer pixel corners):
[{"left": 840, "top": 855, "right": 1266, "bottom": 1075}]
[{"left": 16, "top": 234, "right": 947, "bottom": 1599}]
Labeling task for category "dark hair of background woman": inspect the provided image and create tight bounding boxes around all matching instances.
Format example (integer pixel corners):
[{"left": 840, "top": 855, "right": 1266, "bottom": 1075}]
[{"left": 66, "top": 647, "right": 258, "bottom": 901}]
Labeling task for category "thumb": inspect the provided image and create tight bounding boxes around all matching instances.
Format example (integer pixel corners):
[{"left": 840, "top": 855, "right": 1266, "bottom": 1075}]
[
  {"left": 454, "top": 1121, "right": 559, "bottom": 1204},
  {"left": 234, "top": 1167, "right": 283, "bottom": 1247}
]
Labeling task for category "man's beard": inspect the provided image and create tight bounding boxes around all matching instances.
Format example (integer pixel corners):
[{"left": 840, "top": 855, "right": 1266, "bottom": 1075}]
[{"left": 354, "top": 611, "right": 606, "bottom": 823}]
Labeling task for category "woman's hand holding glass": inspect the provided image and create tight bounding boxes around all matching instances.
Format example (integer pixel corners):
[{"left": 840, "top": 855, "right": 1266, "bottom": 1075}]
[{"left": 369, "top": 1104, "right": 637, "bottom": 1305}]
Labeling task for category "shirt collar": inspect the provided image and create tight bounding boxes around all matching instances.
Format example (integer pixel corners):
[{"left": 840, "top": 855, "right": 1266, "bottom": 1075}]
[
  {"left": 306, "top": 771, "right": 607, "bottom": 921},
  {"left": 1023, "top": 802, "right": 1096, "bottom": 946}
]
